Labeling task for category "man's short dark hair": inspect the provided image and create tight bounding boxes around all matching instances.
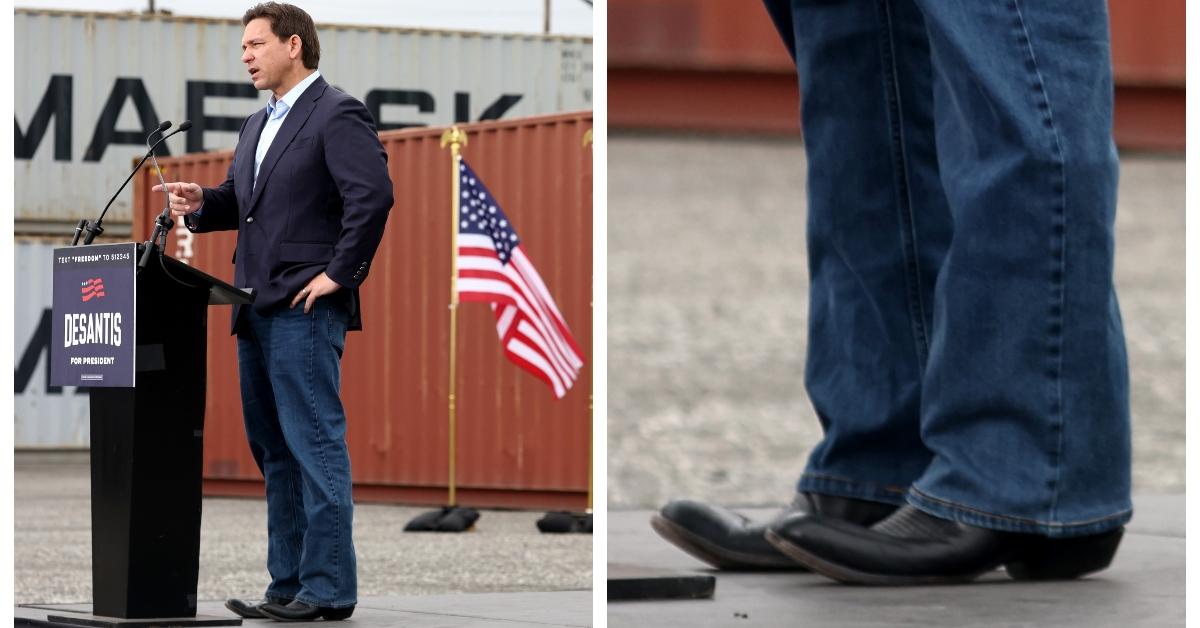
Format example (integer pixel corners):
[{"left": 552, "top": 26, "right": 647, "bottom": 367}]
[{"left": 243, "top": 2, "right": 320, "bottom": 69}]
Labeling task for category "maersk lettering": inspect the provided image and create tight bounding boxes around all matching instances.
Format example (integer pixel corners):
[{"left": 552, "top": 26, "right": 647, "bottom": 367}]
[
  {"left": 185, "top": 80, "right": 259, "bottom": 153},
  {"left": 366, "top": 89, "right": 435, "bottom": 131},
  {"left": 474, "top": 94, "right": 522, "bottom": 121},
  {"left": 15, "top": 74, "right": 72, "bottom": 161},
  {"left": 17, "top": 75, "right": 529, "bottom": 160},
  {"left": 453, "top": 92, "right": 522, "bottom": 124},
  {"left": 16, "top": 308, "right": 64, "bottom": 394},
  {"left": 365, "top": 90, "right": 521, "bottom": 130},
  {"left": 83, "top": 78, "right": 166, "bottom": 162},
  {"left": 63, "top": 312, "right": 123, "bottom": 348}
]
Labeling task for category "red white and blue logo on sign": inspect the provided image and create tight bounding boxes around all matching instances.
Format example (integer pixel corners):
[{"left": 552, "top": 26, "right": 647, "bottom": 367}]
[{"left": 81, "top": 278, "right": 106, "bottom": 302}]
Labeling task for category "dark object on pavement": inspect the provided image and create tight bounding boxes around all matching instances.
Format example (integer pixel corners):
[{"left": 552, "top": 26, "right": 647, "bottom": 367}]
[
  {"left": 608, "top": 563, "right": 716, "bottom": 601},
  {"left": 651, "top": 493, "right": 896, "bottom": 570},
  {"left": 258, "top": 599, "right": 355, "bottom": 622},
  {"left": 537, "top": 511, "right": 593, "bottom": 533},
  {"left": 404, "top": 506, "right": 481, "bottom": 532},
  {"left": 766, "top": 504, "right": 1125, "bottom": 585}
]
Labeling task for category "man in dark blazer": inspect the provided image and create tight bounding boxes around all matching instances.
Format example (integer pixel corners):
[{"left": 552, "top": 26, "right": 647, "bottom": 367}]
[{"left": 154, "top": 2, "right": 391, "bottom": 621}]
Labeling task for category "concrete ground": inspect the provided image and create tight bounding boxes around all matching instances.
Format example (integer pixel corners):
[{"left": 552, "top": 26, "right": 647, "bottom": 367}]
[
  {"left": 16, "top": 592, "right": 591, "bottom": 627},
  {"left": 608, "top": 133, "right": 1184, "bottom": 509},
  {"left": 608, "top": 496, "right": 1184, "bottom": 627},
  {"left": 14, "top": 451, "right": 592, "bottom": 615}
]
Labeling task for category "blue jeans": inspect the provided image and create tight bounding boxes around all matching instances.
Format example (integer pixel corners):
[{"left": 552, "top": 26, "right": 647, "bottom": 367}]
[
  {"left": 778, "top": 0, "right": 1131, "bottom": 537},
  {"left": 237, "top": 297, "right": 357, "bottom": 607}
]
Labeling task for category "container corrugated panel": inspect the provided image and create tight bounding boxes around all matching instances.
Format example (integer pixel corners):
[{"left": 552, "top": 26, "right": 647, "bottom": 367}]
[
  {"left": 609, "top": 0, "right": 1184, "bottom": 85},
  {"left": 609, "top": 0, "right": 791, "bottom": 73},
  {"left": 15, "top": 238, "right": 93, "bottom": 447},
  {"left": 134, "top": 112, "right": 593, "bottom": 509},
  {"left": 16, "top": 9, "right": 592, "bottom": 228},
  {"left": 1108, "top": 0, "right": 1186, "bottom": 86},
  {"left": 608, "top": 0, "right": 1184, "bottom": 149}
]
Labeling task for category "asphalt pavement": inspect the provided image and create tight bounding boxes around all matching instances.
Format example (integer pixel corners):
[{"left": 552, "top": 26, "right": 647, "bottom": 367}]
[
  {"left": 14, "top": 451, "right": 592, "bottom": 611},
  {"left": 608, "top": 496, "right": 1184, "bottom": 627},
  {"left": 608, "top": 132, "right": 1184, "bottom": 509}
]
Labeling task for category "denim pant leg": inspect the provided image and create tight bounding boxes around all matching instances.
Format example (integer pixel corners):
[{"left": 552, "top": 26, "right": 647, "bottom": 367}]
[
  {"left": 907, "top": 0, "right": 1131, "bottom": 537},
  {"left": 787, "top": 0, "right": 952, "bottom": 504},
  {"left": 247, "top": 299, "right": 357, "bottom": 607},
  {"left": 238, "top": 325, "right": 306, "bottom": 600}
]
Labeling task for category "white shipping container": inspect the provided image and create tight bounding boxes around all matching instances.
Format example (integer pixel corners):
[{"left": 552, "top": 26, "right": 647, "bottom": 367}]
[
  {"left": 16, "top": 238, "right": 91, "bottom": 448},
  {"left": 15, "top": 9, "right": 593, "bottom": 228}
]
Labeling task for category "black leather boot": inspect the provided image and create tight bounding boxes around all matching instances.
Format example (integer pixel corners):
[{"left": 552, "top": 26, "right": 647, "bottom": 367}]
[
  {"left": 766, "top": 504, "right": 1125, "bottom": 585},
  {"left": 225, "top": 596, "right": 293, "bottom": 619},
  {"left": 651, "top": 493, "right": 897, "bottom": 570},
  {"left": 258, "top": 599, "right": 355, "bottom": 622}
]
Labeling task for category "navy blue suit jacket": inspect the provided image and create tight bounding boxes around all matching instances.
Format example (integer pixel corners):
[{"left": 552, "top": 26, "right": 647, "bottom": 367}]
[
  {"left": 761, "top": 0, "right": 796, "bottom": 64},
  {"left": 186, "top": 75, "right": 393, "bottom": 334}
]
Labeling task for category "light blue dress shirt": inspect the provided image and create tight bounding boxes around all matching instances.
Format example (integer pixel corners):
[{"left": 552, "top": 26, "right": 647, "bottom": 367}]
[
  {"left": 191, "top": 70, "right": 322, "bottom": 217},
  {"left": 255, "top": 69, "right": 322, "bottom": 188}
]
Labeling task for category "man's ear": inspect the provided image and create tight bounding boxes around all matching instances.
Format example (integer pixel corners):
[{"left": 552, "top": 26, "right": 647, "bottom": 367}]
[{"left": 290, "top": 34, "right": 303, "bottom": 61}]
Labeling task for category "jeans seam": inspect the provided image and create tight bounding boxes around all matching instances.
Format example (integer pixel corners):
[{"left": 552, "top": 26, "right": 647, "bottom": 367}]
[
  {"left": 286, "top": 453, "right": 303, "bottom": 579},
  {"left": 1009, "top": 0, "right": 1068, "bottom": 524},
  {"left": 876, "top": 0, "right": 931, "bottom": 369},
  {"left": 307, "top": 304, "right": 341, "bottom": 601},
  {"left": 247, "top": 321, "right": 303, "bottom": 594},
  {"left": 276, "top": 316, "right": 302, "bottom": 581}
]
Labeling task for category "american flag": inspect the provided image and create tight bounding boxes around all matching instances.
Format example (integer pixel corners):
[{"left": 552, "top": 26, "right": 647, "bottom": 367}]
[{"left": 455, "top": 157, "right": 584, "bottom": 398}]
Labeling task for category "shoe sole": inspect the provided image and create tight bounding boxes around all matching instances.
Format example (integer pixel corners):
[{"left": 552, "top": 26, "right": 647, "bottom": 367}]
[
  {"left": 257, "top": 608, "right": 311, "bottom": 622},
  {"left": 764, "top": 529, "right": 992, "bottom": 585},
  {"left": 258, "top": 607, "right": 355, "bottom": 622},
  {"left": 650, "top": 514, "right": 806, "bottom": 571},
  {"left": 765, "top": 528, "right": 1122, "bottom": 586}
]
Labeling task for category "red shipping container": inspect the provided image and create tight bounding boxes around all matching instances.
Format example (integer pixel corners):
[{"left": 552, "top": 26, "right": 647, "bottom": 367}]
[
  {"left": 608, "top": 0, "right": 1184, "bottom": 150},
  {"left": 134, "top": 112, "right": 593, "bottom": 510}
]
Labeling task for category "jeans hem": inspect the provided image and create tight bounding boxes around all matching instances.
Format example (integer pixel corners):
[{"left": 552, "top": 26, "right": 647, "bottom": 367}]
[
  {"left": 798, "top": 473, "right": 909, "bottom": 506},
  {"left": 293, "top": 594, "right": 357, "bottom": 609},
  {"left": 907, "top": 487, "right": 1132, "bottom": 538},
  {"left": 264, "top": 588, "right": 298, "bottom": 601}
]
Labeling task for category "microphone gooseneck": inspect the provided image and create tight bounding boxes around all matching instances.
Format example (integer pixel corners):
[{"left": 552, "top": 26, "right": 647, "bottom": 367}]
[
  {"left": 139, "top": 121, "right": 194, "bottom": 270},
  {"left": 76, "top": 120, "right": 187, "bottom": 246}
]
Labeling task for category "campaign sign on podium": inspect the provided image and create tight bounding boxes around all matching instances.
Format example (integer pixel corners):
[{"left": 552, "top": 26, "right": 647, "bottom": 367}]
[{"left": 50, "top": 243, "right": 136, "bottom": 388}]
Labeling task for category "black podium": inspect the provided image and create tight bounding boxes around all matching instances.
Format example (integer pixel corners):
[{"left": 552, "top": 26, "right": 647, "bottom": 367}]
[{"left": 39, "top": 245, "right": 252, "bottom": 627}]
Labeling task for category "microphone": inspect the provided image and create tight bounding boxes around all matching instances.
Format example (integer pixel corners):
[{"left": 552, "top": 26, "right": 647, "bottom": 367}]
[
  {"left": 139, "top": 121, "right": 194, "bottom": 269},
  {"left": 149, "top": 121, "right": 193, "bottom": 223},
  {"left": 74, "top": 120, "right": 189, "bottom": 246}
]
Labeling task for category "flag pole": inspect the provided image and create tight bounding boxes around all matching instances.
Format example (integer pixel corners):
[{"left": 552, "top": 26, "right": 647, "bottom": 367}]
[
  {"left": 441, "top": 126, "right": 468, "bottom": 507},
  {"left": 583, "top": 128, "right": 593, "bottom": 513}
]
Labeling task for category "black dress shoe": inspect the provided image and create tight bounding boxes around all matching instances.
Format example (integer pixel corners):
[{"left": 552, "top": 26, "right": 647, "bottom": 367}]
[
  {"left": 650, "top": 493, "right": 897, "bottom": 570},
  {"left": 258, "top": 599, "right": 356, "bottom": 622},
  {"left": 225, "top": 597, "right": 293, "bottom": 619},
  {"left": 765, "top": 504, "right": 1125, "bottom": 585}
]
